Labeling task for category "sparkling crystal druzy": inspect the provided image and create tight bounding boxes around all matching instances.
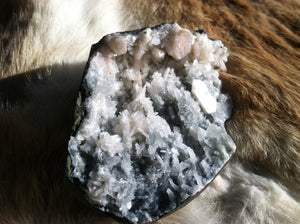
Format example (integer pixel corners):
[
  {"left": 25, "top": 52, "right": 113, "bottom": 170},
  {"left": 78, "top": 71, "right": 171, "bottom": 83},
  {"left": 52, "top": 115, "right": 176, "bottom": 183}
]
[{"left": 67, "top": 23, "right": 236, "bottom": 224}]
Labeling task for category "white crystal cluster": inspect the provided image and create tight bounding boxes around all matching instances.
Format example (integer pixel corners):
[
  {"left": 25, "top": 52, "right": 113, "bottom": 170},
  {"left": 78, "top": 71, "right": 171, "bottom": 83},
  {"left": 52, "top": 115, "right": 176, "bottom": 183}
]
[{"left": 68, "top": 23, "right": 236, "bottom": 224}]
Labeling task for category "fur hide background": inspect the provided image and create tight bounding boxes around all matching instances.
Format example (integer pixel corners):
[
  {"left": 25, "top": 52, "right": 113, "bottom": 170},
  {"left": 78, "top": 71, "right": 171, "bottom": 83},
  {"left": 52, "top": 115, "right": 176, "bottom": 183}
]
[{"left": 0, "top": 0, "right": 299, "bottom": 223}]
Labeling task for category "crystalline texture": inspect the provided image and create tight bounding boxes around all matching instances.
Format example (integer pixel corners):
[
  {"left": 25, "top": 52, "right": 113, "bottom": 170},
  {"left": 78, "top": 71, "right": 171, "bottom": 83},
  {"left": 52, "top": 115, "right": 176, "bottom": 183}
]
[{"left": 67, "top": 23, "right": 236, "bottom": 224}]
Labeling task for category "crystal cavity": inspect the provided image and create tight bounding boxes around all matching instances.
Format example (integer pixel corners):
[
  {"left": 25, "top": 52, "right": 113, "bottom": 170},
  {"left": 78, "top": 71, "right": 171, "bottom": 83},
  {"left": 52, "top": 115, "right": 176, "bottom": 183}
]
[{"left": 67, "top": 23, "right": 236, "bottom": 224}]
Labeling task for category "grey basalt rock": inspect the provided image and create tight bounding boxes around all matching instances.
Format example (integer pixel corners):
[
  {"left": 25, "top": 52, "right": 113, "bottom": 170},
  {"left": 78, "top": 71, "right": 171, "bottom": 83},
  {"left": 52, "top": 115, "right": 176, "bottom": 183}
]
[{"left": 67, "top": 23, "right": 236, "bottom": 224}]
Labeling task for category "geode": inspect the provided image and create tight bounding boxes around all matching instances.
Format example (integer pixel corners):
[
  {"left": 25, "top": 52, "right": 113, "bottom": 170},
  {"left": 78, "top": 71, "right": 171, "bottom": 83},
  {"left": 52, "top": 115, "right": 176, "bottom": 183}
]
[{"left": 67, "top": 23, "right": 236, "bottom": 224}]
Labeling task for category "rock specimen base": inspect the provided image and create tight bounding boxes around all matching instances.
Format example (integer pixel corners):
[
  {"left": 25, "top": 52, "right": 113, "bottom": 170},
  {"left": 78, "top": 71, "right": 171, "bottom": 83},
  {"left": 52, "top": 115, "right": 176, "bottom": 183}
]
[{"left": 67, "top": 23, "right": 236, "bottom": 224}]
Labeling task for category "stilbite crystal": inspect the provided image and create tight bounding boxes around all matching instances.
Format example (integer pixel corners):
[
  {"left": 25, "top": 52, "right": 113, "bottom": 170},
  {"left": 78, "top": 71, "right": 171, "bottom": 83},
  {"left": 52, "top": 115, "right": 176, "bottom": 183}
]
[{"left": 67, "top": 23, "right": 236, "bottom": 224}]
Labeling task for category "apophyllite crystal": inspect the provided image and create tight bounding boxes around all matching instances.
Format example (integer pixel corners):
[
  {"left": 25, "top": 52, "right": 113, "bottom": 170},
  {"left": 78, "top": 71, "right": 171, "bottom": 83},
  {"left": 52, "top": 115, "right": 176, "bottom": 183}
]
[{"left": 67, "top": 23, "right": 236, "bottom": 224}]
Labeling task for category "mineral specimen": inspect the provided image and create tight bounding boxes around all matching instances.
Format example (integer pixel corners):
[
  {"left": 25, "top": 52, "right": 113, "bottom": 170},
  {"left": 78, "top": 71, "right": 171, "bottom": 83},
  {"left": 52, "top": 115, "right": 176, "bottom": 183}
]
[{"left": 67, "top": 23, "right": 236, "bottom": 224}]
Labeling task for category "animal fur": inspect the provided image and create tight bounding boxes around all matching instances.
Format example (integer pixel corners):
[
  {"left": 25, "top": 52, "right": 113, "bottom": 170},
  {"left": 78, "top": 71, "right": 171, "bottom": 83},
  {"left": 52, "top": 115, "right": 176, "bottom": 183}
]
[{"left": 0, "top": 0, "right": 299, "bottom": 223}]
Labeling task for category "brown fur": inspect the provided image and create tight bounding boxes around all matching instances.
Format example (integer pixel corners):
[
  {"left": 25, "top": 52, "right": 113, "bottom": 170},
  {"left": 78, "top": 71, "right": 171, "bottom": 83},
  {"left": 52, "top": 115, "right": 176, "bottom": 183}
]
[{"left": 0, "top": 0, "right": 299, "bottom": 223}]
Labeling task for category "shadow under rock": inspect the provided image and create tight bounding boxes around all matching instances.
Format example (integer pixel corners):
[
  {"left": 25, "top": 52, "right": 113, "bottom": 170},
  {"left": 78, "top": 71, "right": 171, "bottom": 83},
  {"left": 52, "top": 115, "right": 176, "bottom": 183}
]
[{"left": 0, "top": 63, "right": 114, "bottom": 223}]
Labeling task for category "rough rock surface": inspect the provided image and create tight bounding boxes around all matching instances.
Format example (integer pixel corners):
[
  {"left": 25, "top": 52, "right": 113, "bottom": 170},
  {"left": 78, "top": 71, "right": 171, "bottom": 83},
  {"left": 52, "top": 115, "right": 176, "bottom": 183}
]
[{"left": 67, "top": 23, "right": 236, "bottom": 224}]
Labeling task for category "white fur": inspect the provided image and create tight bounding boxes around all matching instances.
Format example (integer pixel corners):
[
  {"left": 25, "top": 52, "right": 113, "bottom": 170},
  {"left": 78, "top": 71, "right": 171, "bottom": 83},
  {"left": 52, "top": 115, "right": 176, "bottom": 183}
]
[
  {"left": 158, "top": 161, "right": 300, "bottom": 224},
  {"left": 10, "top": 0, "right": 125, "bottom": 76}
]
